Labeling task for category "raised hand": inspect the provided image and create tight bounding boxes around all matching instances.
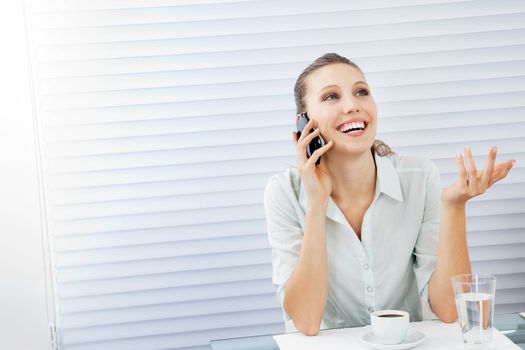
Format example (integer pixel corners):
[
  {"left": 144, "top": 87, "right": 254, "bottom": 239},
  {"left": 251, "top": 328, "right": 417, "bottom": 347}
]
[
  {"left": 441, "top": 146, "right": 515, "bottom": 205},
  {"left": 293, "top": 116, "right": 334, "bottom": 205}
]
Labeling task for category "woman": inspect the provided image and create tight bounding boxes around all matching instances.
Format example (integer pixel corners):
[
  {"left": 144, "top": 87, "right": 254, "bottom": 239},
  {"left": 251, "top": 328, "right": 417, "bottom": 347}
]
[{"left": 263, "top": 53, "right": 515, "bottom": 336}]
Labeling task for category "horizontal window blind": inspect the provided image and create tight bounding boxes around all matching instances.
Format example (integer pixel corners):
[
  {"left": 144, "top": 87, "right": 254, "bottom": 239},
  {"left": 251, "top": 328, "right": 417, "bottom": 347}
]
[{"left": 24, "top": 0, "right": 525, "bottom": 349}]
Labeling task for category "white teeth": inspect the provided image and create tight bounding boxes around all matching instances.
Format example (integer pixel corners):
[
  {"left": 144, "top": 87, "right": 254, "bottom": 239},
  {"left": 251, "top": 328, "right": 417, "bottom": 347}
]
[{"left": 338, "top": 121, "right": 365, "bottom": 132}]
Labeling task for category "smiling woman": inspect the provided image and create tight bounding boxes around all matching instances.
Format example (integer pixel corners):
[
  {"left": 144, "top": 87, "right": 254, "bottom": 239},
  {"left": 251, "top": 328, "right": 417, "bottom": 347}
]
[
  {"left": 20, "top": 1, "right": 525, "bottom": 349},
  {"left": 264, "top": 53, "right": 516, "bottom": 336}
]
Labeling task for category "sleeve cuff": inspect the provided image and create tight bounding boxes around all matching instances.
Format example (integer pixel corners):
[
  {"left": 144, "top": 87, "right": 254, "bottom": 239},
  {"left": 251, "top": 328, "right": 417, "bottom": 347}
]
[
  {"left": 277, "top": 283, "right": 292, "bottom": 321},
  {"left": 420, "top": 284, "right": 438, "bottom": 320}
]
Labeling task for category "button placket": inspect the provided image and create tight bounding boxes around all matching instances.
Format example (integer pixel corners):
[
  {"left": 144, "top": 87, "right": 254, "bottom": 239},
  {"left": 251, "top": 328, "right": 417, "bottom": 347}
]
[
  {"left": 361, "top": 200, "right": 377, "bottom": 320},
  {"left": 361, "top": 259, "right": 376, "bottom": 317}
]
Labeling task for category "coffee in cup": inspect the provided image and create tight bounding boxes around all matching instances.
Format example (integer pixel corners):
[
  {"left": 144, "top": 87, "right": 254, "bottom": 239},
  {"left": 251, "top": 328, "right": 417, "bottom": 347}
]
[{"left": 370, "top": 310, "right": 409, "bottom": 344}]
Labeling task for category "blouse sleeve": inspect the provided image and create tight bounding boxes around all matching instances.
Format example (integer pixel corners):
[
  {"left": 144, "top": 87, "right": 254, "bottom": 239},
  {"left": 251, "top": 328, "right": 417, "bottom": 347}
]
[
  {"left": 413, "top": 160, "right": 441, "bottom": 318},
  {"left": 263, "top": 174, "right": 303, "bottom": 321}
]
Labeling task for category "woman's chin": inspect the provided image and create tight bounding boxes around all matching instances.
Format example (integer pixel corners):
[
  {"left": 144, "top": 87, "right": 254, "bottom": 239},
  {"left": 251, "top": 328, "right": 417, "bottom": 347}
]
[{"left": 334, "top": 137, "right": 375, "bottom": 153}]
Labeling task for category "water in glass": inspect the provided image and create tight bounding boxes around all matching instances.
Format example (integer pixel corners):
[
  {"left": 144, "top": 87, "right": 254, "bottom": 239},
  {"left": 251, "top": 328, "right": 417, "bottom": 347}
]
[{"left": 455, "top": 292, "right": 494, "bottom": 349}]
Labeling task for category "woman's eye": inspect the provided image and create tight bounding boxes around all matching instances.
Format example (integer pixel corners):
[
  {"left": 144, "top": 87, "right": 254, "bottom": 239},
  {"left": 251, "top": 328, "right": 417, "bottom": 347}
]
[
  {"left": 356, "top": 89, "right": 369, "bottom": 97},
  {"left": 323, "top": 93, "right": 338, "bottom": 101}
]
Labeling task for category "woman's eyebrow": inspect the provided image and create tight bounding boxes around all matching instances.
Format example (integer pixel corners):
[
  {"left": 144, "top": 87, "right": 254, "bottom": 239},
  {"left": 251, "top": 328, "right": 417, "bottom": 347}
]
[
  {"left": 317, "top": 84, "right": 339, "bottom": 94},
  {"left": 354, "top": 80, "right": 369, "bottom": 87},
  {"left": 318, "top": 81, "right": 369, "bottom": 94}
]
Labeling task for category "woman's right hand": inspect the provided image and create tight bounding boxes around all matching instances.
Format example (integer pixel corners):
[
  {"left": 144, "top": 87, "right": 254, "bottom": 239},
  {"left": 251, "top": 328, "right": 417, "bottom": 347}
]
[{"left": 294, "top": 117, "right": 334, "bottom": 206}]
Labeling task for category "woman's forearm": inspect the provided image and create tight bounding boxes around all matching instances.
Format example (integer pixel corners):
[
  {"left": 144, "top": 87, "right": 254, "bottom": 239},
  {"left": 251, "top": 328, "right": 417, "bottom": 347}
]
[
  {"left": 428, "top": 200, "right": 471, "bottom": 322},
  {"left": 283, "top": 203, "right": 329, "bottom": 335}
]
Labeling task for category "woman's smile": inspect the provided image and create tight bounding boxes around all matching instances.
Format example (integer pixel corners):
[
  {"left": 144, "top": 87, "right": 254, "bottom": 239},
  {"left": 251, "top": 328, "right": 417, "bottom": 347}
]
[{"left": 337, "top": 118, "right": 369, "bottom": 137}]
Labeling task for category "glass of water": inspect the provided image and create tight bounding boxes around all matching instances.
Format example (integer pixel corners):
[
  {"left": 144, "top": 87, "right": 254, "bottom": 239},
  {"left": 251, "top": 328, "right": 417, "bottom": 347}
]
[{"left": 452, "top": 274, "right": 496, "bottom": 350}]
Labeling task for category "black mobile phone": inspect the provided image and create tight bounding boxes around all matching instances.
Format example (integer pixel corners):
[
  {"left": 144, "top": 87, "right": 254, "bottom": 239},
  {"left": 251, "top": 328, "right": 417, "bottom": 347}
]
[{"left": 296, "top": 112, "right": 325, "bottom": 165}]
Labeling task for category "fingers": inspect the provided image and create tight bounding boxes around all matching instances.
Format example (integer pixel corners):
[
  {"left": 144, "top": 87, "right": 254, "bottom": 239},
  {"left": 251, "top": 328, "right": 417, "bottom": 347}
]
[
  {"left": 295, "top": 117, "right": 323, "bottom": 163},
  {"left": 302, "top": 128, "right": 322, "bottom": 145},
  {"left": 458, "top": 145, "right": 516, "bottom": 193},
  {"left": 479, "top": 146, "right": 498, "bottom": 189},
  {"left": 463, "top": 146, "right": 478, "bottom": 192},
  {"left": 488, "top": 160, "right": 516, "bottom": 187},
  {"left": 292, "top": 131, "right": 299, "bottom": 145},
  {"left": 480, "top": 146, "right": 497, "bottom": 188},
  {"left": 297, "top": 117, "right": 316, "bottom": 143},
  {"left": 305, "top": 140, "right": 334, "bottom": 167},
  {"left": 456, "top": 152, "right": 468, "bottom": 183},
  {"left": 296, "top": 128, "right": 322, "bottom": 162}
]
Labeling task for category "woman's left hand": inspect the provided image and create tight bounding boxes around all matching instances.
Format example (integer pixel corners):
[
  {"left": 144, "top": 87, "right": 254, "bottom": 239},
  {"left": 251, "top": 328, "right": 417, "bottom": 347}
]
[{"left": 441, "top": 146, "right": 516, "bottom": 205}]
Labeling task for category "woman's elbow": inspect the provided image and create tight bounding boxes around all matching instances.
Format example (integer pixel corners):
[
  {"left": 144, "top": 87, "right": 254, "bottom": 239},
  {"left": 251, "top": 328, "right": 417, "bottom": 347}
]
[
  {"left": 292, "top": 316, "right": 322, "bottom": 336},
  {"left": 437, "top": 308, "right": 458, "bottom": 323},
  {"left": 297, "top": 322, "right": 321, "bottom": 336},
  {"left": 440, "top": 313, "right": 457, "bottom": 323}
]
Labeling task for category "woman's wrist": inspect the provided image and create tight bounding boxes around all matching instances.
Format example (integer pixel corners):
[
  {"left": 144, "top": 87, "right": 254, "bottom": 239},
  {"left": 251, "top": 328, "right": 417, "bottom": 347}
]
[
  {"left": 441, "top": 193, "right": 467, "bottom": 209},
  {"left": 306, "top": 201, "right": 328, "bottom": 216}
]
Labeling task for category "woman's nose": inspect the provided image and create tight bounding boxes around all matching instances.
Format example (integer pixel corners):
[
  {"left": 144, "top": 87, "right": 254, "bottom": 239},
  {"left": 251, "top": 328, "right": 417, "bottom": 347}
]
[{"left": 342, "top": 96, "right": 360, "bottom": 114}]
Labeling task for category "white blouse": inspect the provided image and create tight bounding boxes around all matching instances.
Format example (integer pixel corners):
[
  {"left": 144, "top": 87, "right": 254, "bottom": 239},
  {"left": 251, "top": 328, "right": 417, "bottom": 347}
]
[{"left": 263, "top": 153, "right": 440, "bottom": 328}]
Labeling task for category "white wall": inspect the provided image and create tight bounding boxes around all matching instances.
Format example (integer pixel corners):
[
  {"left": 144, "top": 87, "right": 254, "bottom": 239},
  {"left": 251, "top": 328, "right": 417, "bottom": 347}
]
[{"left": 0, "top": 2, "right": 51, "bottom": 349}]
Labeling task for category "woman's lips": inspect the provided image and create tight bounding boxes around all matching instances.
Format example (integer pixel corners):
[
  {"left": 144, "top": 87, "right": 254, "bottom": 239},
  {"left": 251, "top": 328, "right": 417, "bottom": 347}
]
[
  {"left": 339, "top": 122, "right": 368, "bottom": 137},
  {"left": 344, "top": 128, "right": 366, "bottom": 137}
]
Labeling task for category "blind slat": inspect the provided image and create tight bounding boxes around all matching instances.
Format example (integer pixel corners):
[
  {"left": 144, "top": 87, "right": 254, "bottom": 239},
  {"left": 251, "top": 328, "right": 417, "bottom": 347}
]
[
  {"left": 59, "top": 264, "right": 273, "bottom": 298},
  {"left": 31, "top": 0, "right": 525, "bottom": 28},
  {"left": 470, "top": 243, "right": 525, "bottom": 262},
  {"left": 35, "top": 9, "right": 525, "bottom": 45},
  {"left": 38, "top": 44, "right": 525, "bottom": 78},
  {"left": 55, "top": 236, "right": 270, "bottom": 267},
  {"left": 472, "top": 258, "right": 525, "bottom": 275},
  {"left": 61, "top": 294, "right": 279, "bottom": 329},
  {"left": 54, "top": 219, "right": 268, "bottom": 250},
  {"left": 61, "top": 309, "right": 283, "bottom": 346},
  {"left": 52, "top": 204, "right": 265, "bottom": 236},
  {"left": 36, "top": 18, "right": 525, "bottom": 60},
  {"left": 62, "top": 322, "right": 283, "bottom": 350},
  {"left": 60, "top": 278, "right": 275, "bottom": 313}
]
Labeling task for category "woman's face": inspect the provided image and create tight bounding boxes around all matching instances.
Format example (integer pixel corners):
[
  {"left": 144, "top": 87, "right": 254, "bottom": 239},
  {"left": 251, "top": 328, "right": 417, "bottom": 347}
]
[{"left": 303, "top": 63, "right": 377, "bottom": 156}]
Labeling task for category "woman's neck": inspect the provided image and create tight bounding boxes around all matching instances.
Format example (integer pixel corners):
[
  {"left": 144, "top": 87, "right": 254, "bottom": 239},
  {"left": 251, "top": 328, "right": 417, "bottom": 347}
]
[{"left": 324, "top": 149, "right": 377, "bottom": 205}]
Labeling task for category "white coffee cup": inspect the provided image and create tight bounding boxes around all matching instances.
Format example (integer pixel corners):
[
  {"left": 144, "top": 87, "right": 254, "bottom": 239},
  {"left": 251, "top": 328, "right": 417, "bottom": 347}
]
[{"left": 370, "top": 310, "right": 409, "bottom": 345}]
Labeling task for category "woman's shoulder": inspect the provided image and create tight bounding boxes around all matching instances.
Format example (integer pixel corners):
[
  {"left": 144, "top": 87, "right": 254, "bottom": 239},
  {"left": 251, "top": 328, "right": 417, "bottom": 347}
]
[
  {"left": 264, "top": 166, "right": 302, "bottom": 200},
  {"left": 382, "top": 154, "right": 440, "bottom": 195}
]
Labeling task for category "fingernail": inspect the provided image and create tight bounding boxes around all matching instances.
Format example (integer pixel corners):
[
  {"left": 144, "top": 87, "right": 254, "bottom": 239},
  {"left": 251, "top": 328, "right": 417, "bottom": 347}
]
[
  {"left": 456, "top": 153, "right": 462, "bottom": 159},
  {"left": 464, "top": 145, "right": 470, "bottom": 153},
  {"left": 491, "top": 146, "right": 497, "bottom": 154},
  {"left": 510, "top": 160, "right": 516, "bottom": 166}
]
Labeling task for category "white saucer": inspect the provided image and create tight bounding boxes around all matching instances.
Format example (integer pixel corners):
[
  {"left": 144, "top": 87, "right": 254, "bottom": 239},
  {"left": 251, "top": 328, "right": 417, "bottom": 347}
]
[{"left": 360, "top": 329, "right": 426, "bottom": 349}]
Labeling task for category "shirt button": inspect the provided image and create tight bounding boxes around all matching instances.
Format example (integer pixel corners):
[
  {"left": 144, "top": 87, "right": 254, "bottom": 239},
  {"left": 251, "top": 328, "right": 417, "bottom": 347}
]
[
  {"left": 367, "top": 286, "right": 374, "bottom": 293},
  {"left": 363, "top": 264, "right": 369, "bottom": 270}
]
